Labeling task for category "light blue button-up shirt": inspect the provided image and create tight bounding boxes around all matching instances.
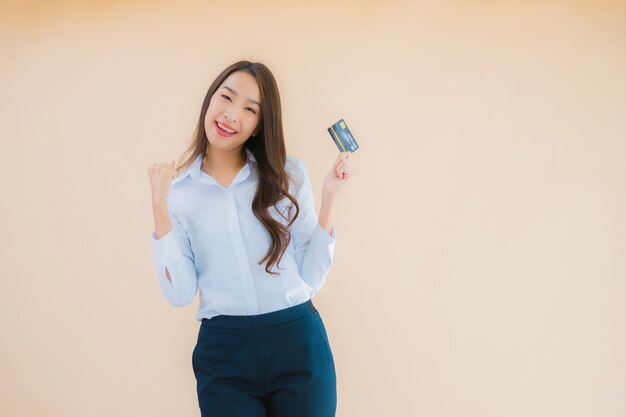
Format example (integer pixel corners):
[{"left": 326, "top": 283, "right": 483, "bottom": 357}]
[{"left": 150, "top": 148, "right": 336, "bottom": 321}]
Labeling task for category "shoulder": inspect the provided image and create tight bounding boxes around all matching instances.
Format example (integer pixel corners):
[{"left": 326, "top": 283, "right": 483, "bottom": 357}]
[
  {"left": 171, "top": 166, "right": 193, "bottom": 187},
  {"left": 285, "top": 155, "right": 309, "bottom": 182},
  {"left": 165, "top": 165, "right": 195, "bottom": 218},
  {"left": 285, "top": 155, "right": 302, "bottom": 171},
  {"left": 284, "top": 156, "right": 312, "bottom": 198},
  {"left": 171, "top": 154, "right": 203, "bottom": 188}
]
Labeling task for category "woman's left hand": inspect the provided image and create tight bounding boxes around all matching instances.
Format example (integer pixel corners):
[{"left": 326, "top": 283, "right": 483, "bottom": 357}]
[{"left": 322, "top": 151, "right": 353, "bottom": 196}]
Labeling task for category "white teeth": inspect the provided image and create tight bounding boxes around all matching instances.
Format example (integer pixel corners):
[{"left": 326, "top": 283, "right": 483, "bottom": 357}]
[{"left": 217, "top": 122, "right": 236, "bottom": 134}]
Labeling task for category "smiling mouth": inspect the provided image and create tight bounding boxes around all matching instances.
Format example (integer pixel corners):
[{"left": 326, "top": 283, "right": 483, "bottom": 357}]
[{"left": 215, "top": 121, "right": 237, "bottom": 134}]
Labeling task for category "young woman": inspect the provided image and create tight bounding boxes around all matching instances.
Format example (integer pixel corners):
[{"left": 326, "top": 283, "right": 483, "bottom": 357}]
[{"left": 147, "top": 60, "right": 352, "bottom": 417}]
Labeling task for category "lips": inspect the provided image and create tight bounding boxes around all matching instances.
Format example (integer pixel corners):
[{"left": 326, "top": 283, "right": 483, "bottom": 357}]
[
  {"left": 214, "top": 121, "right": 237, "bottom": 137},
  {"left": 216, "top": 121, "right": 237, "bottom": 133}
]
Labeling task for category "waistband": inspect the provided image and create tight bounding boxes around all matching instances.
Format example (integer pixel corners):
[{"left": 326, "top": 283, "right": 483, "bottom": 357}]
[{"left": 201, "top": 299, "right": 318, "bottom": 330}]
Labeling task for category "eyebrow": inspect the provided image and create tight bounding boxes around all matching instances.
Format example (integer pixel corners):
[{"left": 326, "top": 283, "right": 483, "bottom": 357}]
[{"left": 221, "top": 86, "right": 261, "bottom": 107}]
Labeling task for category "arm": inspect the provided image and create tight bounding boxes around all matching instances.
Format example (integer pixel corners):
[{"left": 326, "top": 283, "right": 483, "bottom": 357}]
[
  {"left": 318, "top": 190, "right": 336, "bottom": 237},
  {"left": 290, "top": 160, "right": 337, "bottom": 296},
  {"left": 150, "top": 201, "right": 199, "bottom": 307}
]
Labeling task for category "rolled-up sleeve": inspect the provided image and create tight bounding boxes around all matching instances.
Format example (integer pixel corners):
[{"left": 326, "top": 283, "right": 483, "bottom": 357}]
[
  {"left": 150, "top": 203, "right": 198, "bottom": 307},
  {"left": 290, "top": 159, "right": 337, "bottom": 296}
]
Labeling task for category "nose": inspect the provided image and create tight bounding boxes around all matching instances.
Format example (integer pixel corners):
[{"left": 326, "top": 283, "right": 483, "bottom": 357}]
[{"left": 224, "top": 109, "right": 238, "bottom": 124}]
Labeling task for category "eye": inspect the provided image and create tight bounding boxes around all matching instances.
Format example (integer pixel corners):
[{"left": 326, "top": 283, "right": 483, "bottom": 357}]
[{"left": 222, "top": 94, "right": 256, "bottom": 114}]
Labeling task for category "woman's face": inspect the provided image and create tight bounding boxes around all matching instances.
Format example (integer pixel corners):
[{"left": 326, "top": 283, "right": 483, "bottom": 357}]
[{"left": 204, "top": 71, "right": 262, "bottom": 151}]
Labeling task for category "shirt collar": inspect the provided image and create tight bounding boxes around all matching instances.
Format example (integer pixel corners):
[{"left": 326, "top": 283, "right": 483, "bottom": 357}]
[{"left": 172, "top": 147, "right": 257, "bottom": 187}]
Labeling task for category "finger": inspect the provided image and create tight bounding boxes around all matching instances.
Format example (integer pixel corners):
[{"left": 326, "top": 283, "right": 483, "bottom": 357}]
[{"left": 337, "top": 159, "right": 352, "bottom": 171}]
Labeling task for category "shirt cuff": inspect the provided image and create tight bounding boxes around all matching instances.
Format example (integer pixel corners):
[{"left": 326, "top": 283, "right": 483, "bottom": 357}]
[{"left": 150, "top": 229, "right": 175, "bottom": 263}]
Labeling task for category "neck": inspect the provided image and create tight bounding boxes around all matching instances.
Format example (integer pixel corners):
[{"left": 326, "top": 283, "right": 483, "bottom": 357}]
[{"left": 202, "top": 146, "right": 246, "bottom": 175}]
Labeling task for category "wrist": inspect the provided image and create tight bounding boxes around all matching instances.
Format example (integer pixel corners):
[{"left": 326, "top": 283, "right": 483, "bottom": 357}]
[
  {"left": 152, "top": 199, "right": 168, "bottom": 209},
  {"left": 321, "top": 188, "right": 336, "bottom": 204}
]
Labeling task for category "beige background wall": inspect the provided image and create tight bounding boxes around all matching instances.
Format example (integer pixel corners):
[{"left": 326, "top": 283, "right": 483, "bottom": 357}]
[{"left": 1, "top": 1, "right": 624, "bottom": 416}]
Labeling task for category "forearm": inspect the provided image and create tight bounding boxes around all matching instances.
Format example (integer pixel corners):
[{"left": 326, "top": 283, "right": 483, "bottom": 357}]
[
  {"left": 152, "top": 201, "right": 173, "bottom": 240},
  {"left": 318, "top": 190, "right": 335, "bottom": 237}
]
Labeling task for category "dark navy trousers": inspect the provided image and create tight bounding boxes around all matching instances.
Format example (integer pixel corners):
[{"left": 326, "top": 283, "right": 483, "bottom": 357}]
[{"left": 192, "top": 299, "right": 337, "bottom": 417}]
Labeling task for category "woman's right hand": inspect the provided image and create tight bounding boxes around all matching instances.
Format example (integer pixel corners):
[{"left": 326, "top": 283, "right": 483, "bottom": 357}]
[{"left": 148, "top": 160, "right": 178, "bottom": 205}]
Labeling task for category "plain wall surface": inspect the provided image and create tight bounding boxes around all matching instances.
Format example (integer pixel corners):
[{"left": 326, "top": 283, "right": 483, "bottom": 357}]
[{"left": 0, "top": 1, "right": 624, "bottom": 416}]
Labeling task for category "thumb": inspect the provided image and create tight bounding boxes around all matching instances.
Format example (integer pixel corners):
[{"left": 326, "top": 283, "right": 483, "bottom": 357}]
[{"left": 334, "top": 152, "right": 346, "bottom": 168}]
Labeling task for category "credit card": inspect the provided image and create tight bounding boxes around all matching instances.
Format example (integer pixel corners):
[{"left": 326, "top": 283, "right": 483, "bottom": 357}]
[{"left": 327, "top": 118, "right": 359, "bottom": 153}]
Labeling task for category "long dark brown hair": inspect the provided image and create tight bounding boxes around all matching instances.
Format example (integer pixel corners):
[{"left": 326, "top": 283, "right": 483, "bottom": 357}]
[{"left": 174, "top": 60, "right": 300, "bottom": 276}]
